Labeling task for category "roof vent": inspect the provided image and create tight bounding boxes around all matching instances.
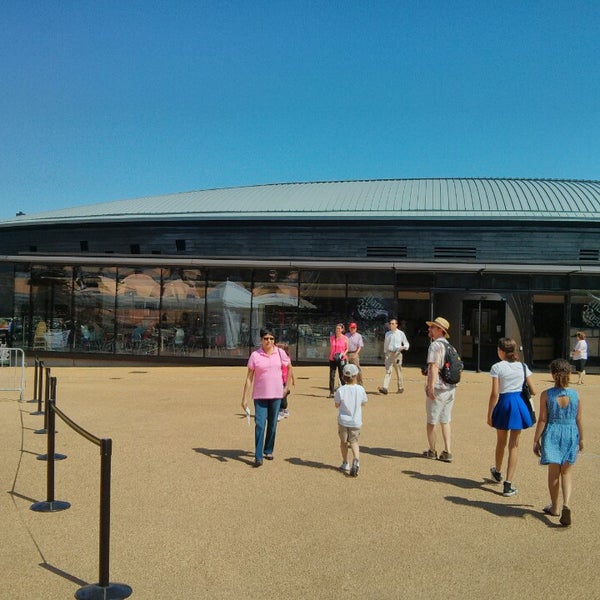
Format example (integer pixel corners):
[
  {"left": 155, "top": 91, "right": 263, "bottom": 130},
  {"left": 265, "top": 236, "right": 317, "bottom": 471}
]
[
  {"left": 366, "top": 246, "right": 408, "bottom": 258},
  {"left": 434, "top": 246, "right": 477, "bottom": 260},
  {"left": 579, "top": 248, "right": 599, "bottom": 261}
]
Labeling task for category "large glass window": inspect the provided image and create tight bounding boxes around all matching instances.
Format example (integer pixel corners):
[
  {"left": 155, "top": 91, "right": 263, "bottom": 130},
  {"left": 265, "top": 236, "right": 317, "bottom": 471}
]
[
  {"left": 253, "top": 269, "right": 301, "bottom": 358},
  {"left": 205, "top": 269, "right": 253, "bottom": 358},
  {"left": 346, "top": 271, "right": 395, "bottom": 364},
  {"left": 115, "top": 267, "right": 161, "bottom": 355},
  {"left": 29, "top": 265, "right": 74, "bottom": 352},
  {"left": 73, "top": 267, "right": 117, "bottom": 352},
  {"left": 159, "top": 268, "right": 205, "bottom": 356}
]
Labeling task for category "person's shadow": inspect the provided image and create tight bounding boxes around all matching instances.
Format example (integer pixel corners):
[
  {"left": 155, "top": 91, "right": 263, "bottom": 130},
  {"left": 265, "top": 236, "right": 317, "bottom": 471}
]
[
  {"left": 445, "top": 495, "right": 560, "bottom": 526},
  {"left": 361, "top": 446, "right": 423, "bottom": 459},
  {"left": 285, "top": 457, "right": 341, "bottom": 472},
  {"left": 193, "top": 447, "right": 254, "bottom": 466},
  {"left": 402, "top": 469, "right": 497, "bottom": 492}
]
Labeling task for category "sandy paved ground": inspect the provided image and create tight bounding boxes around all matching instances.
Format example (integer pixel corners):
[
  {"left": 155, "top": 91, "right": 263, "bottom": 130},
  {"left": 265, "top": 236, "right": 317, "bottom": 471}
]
[{"left": 1, "top": 364, "right": 599, "bottom": 599}]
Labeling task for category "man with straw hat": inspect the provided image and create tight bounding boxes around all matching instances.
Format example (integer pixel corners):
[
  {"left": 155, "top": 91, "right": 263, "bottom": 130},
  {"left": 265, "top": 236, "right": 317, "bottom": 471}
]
[{"left": 423, "top": 317, "right": 456, "bottom": 463}]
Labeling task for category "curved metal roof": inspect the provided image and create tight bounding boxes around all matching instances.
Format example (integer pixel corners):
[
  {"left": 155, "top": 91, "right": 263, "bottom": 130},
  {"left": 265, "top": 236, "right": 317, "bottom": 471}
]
[{"left": 3, "top": 178, "right": 600, "bottom": 227}]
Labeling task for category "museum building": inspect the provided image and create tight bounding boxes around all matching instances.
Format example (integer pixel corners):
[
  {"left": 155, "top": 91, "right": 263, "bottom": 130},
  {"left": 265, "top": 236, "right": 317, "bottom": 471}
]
[{"left": 0, "top": 178, "right": 599, "bottom": 372}]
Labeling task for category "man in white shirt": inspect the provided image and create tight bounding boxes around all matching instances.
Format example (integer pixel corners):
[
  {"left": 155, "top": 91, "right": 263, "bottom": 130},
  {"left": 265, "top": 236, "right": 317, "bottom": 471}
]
[{"left": 378, "top": 318, "right": 410, "bottom": 394}]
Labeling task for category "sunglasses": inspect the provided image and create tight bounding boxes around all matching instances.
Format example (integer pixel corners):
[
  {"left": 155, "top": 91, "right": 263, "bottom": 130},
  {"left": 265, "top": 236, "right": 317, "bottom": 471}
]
[{"left": 262, "top": 336, "right": 275, "bottom": 341}]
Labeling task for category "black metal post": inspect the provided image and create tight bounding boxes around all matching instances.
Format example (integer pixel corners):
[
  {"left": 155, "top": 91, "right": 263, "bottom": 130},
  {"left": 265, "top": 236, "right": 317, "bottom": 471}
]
[
  {"left": 37, "top": 377, "right": 66, "bottom": 461},
  {"left": 30, "top": 359, "right": 45, "bottom": 414},
  {"left": 30, "top": 389, "right": 70, "bottom": 513},
  {"left": 28, "top": 358, "right": 39, "bottom": 403},
  {"left": 75, "top": 438, "right": 132, "bottom": 600}
]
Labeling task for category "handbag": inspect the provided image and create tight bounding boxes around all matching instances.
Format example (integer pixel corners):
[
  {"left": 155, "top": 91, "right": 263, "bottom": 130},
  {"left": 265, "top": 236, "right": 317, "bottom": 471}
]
[
  {"left": 333, "top": 352, "right": 347, "bottom": 367},
  {"left": 520, "top": 363, "right": 536, "bottom": 424}
]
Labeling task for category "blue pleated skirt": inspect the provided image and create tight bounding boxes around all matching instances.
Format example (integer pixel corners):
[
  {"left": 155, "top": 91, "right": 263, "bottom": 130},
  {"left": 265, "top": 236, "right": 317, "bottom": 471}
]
[{"left": 492, "top": 391, "right": 533, "bottom": 430}]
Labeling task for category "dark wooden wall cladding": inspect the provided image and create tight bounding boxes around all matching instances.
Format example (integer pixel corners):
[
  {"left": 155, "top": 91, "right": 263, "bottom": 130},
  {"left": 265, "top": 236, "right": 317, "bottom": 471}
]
[{"left": 1, "top": 219, "right": 598, "bottom": 265}]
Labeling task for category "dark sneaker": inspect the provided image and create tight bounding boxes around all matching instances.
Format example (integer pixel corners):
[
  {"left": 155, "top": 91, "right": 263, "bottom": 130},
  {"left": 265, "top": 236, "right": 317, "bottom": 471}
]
[
  {"left": 438, "top": 450, "right": 453, "bottom": 463},
  {"left": 350, "top": 459, "right": 360, "bottom": 477},
  {"left": 378, "top": 387, "right": 388, "bottom": 395},
  {"left": 503, "top": 482, "right": 518, "bottom": 497},
  {"left": 397, "top": 388, "right": 404, "bottom": 394},
  {"left": 422, "top": 449, "right": 437, "bottom": 460},
  {"left": 490, "top": 467, "right": 502, "bottom": 483},
  {"left": 253, "top": 460, "right": 263, "bottom": 468}
]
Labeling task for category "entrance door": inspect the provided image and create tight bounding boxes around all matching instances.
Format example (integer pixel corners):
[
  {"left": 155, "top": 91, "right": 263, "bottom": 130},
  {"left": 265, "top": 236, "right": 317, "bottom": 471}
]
[
  {"left": 532, "top": 295, "right": 565, "bottom": 368},
  {"left": 462, "top": 299, "right": 506, "bottom": 372}
]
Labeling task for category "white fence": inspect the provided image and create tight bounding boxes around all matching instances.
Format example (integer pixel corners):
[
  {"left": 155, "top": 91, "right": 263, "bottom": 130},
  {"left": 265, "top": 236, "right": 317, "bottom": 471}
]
[{"left": 0, "top": 347, "right": 26, "bottom": 401}]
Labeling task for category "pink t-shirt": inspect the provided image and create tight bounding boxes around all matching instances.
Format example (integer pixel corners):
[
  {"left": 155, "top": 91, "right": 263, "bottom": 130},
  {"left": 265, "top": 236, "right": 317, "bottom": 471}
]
[
  {"left": 247, "top": 347, "right": 290, "bottom": 399},
  {"left": 329, "top": 335, "right": 348, "bottom": 361}
]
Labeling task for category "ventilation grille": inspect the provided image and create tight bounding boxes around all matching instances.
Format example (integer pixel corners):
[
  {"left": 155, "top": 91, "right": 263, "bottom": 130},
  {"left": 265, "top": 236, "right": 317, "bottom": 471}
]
[
  {"left": 434, "top": 246, "right": 477, "bottom": 259},
  {"left": 579, "top": 248, "right": 599, "bottom": 261},
  {"left": 366, "top": 246, "right": 408, "bottom": 258}
]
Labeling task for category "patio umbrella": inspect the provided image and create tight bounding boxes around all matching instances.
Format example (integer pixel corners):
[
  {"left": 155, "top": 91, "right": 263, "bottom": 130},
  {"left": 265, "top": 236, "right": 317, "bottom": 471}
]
[
  {"left": 253, "top": 292, "right": 316, "bottom": 309},
  {"left": 119, "top": 273, "right": 160, "bottom": 297}
]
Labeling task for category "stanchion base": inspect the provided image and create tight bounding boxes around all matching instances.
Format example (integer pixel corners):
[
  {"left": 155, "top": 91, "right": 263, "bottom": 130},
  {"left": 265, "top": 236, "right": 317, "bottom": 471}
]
[
  {"left": 27, "top": 398, "right": 38, "bottom": 403},
  {"left": 30, "top": 500, "right": 71, "bottom": 512},
  {"left": 30, "top": 410, "right": 44, "bottom": 415},
  {"left": 37, "top": 453, "right": 67, "bottom": 461},
  {"left": 34, "top": 429, "right": 57, "bottom": 434},
  {"left": 75, "top": 582, "right": 133, "bottom": 599}
]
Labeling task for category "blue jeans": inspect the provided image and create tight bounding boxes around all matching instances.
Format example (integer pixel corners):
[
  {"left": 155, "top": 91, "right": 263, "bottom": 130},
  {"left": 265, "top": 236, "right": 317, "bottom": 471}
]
[{"left": 254, "top": 398, "right": 282, "bottom": 460}]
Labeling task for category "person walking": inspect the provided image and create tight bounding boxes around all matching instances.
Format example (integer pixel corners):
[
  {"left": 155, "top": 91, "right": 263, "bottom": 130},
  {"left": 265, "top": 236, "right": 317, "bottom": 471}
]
[
  {"left": 378, "top": 318, "right": 410, "bottom": 394},
  {"left": 334, "top": 363, "right": 368, "bottom": 477},
  {"left": 487, "top": 337, "right": 536, "bottom": 497},
  {"left": 276, "top": 342, "right": 295, "bottom": 420},
  {"left": 423, "top": 317, "right": 455, "bottom": 462},
  {"left": 241, "top": 328, "right": 290, "bottom": 468},
  {"left": 570, "top": 331, "right": 588, "bottom": 385},
  {"left": 328, "top": 323, "right": 349, "bottom": 398},
  {"left": 346, "top": 322, "right": 364, "bottom": 385},
  {"left": 533, "top": 358, "right": 583, "bottom": 526}
]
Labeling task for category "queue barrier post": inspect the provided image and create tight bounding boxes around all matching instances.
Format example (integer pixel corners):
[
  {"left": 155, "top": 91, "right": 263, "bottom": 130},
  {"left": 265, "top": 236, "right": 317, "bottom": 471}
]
[
  {"left": 30, "top": 359, "right": 45, "bottom": 415},
  {"left": 27, "top": 357, "right": 39, "bottom": 403},
  {"left": 30, "top": 378, "right": 70, "bottom": 513},
  {"left": 75, "top": 437, "right": 133, "bottom": 600},
  {"left": 34, "top": 366, "right": 53, "bottom": 434},
  {"left": 37, "top": 376, "right": 67, "bottom": 461}
]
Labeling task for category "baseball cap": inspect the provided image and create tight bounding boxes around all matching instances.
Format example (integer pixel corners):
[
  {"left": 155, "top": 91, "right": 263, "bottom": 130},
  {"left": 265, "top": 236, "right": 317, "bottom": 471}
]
[{"left": 342, "top": 363, "right": 359, "bottom": 377}]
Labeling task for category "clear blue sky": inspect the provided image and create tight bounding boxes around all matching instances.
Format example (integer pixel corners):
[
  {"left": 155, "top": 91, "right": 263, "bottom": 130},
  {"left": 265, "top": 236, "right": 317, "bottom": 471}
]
[{"left": 1, "top": 1, "right": 598, "bottom": 219}]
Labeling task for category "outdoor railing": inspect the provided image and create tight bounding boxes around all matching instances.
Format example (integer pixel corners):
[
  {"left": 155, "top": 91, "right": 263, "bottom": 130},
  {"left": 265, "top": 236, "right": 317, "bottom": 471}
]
[{"left": 30, "top": 374, "right": 132, "bottom": 599}]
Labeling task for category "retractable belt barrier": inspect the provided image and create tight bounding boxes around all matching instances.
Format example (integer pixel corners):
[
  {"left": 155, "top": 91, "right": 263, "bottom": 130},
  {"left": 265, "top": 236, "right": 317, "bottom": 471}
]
[
  {"left": 0, "top": 347, "right": 25, "bottom": 401},
  {"left": 30, "top": 376, "right": 132, "bottom": 600}
]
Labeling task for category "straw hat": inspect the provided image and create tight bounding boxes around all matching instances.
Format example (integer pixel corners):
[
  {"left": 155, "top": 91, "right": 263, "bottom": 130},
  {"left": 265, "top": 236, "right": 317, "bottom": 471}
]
[{"left": 426, "top": 317, "right": 450, "bottom": 338}]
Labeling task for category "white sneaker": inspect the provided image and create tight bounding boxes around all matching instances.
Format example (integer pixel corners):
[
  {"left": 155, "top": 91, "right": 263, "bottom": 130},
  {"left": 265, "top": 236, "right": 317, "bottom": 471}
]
[
  {"left": 282, "top": 409, "right": 290, "bottom": 418},
  {"left": 339, "top": 462, "right": 350, "bottom": 473},
  {"left": 277, "top": 411, "right": 285, "bottom": 421}
]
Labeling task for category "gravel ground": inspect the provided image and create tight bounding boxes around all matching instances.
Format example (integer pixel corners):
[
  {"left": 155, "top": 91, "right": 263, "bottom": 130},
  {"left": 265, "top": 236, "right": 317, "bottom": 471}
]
[{"left": 1, "top": 364, "right": 599, "bottom": 599}]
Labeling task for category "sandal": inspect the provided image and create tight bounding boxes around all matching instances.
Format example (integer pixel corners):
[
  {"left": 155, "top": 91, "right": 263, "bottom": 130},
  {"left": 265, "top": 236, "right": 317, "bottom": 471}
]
[{"left": 543, "top": 505, "right": 559, "bottom": 517}]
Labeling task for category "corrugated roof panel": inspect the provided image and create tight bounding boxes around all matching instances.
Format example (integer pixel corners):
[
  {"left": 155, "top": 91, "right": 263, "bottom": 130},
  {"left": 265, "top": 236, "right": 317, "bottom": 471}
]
[{"left": 1, "top": 178, "right": 599, "bottom": 227}]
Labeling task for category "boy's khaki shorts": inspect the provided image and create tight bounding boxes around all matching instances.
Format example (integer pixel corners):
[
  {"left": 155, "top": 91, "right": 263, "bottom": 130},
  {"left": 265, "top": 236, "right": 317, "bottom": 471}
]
[{"left": 338, "top": 424, "right": 361, "bottom": 444}]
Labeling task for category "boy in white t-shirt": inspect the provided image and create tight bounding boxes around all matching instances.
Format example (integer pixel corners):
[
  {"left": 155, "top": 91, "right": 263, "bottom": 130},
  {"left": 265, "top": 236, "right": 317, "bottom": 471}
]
[{"left": 334, "top": 363, "right": 368, "bottom": 477}]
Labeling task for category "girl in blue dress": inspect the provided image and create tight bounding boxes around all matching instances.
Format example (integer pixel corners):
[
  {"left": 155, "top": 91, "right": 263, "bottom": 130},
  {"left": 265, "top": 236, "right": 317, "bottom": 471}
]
[
  {"left": 533, "top": 359, "right": 583, "bottom": 526},
  {"left": 487, "top": 338, "right": 537, "bottom": 497}
]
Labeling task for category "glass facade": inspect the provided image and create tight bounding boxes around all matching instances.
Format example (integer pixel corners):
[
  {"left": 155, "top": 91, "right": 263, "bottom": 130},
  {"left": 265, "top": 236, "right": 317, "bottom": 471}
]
[{"left": 3, "top": 262, "right": 600, "bottom": 370}]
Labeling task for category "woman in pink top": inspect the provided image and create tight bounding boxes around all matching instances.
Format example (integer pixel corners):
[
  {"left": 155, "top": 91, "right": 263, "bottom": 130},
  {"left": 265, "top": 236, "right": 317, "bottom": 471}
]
[
  {"left": 242, "top": 328, "right": 290, "bottom": 467},
  {"left": 328, "top": 323, "right": 349, "bottom": 398}
]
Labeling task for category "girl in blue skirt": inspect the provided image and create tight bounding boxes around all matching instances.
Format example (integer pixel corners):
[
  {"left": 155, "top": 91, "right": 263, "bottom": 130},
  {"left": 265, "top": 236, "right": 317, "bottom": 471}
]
[{"left": 487, "top": 338, "right": 537, "bottom": 497}]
